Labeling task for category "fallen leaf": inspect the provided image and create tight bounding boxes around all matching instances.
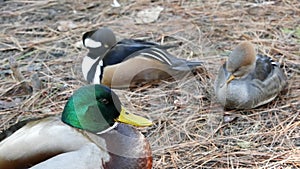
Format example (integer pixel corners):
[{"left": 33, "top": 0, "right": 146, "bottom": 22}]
[
  {"left": 57, "top": 21, "right": 78, "bottom": 32},
  {"left": 135, "top": 6, "right": 164, "bottom": 24},
  {"left": 237, "top": 141, "right": 252, "bottom": 149},
  {"left": 111, "top": 0, "right": 121, "bottom": 7}
]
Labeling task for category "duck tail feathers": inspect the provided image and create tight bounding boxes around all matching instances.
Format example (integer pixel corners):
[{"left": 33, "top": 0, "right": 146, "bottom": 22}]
[
  {"left": 172, "top": 61, "right": 202, "bottom": 71},
  {"left": 156, "top": 44, "right": 178, "bottom": 50},
  {"left": 0, "top": 120, "right": 28, "bottom": 141},
  {"left": 0, "top": 115, "right": 52, "bottom": 141},
  {"left": 187, "top": 61, "right": 202, "bottom": 68}
]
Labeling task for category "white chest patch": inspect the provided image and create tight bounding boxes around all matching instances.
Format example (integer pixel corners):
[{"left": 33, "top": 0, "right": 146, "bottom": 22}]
[
  {"left": 82, "top": 56, "right": 103, "bottom": 84},
  {"left": 93, "top": 60, "right": 103, "bottom": 84}
]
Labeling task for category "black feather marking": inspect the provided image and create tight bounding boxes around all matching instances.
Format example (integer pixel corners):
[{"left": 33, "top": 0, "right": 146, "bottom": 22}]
[{"left": 87, "top": 57, "right": 103, "bottom": 83}]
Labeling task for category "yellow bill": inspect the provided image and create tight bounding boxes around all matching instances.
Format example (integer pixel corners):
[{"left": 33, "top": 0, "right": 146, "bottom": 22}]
[
  {"left": 116, "top": 107, "right": 153, "bottom": 127},
  {"left": 226, "top": 74, "right": 235, "bottom": 84},
  {"left": 220, "top": 74, "right": 236, "bottom": 88}
]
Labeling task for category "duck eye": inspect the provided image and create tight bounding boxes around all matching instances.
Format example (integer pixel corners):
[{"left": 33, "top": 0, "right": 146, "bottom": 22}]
[{"left": 99, "top": 98, "right": 109, "bottom": 104}]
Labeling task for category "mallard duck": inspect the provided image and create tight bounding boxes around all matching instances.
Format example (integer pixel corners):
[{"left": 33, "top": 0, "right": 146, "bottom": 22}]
[
  {"left": 214, "top": 41, "right": 287, "bottom": 109},
  {"left": 81, "top": 27, "right": 202, "bottom": 88},
  {"left": 0, "top": 84, "right": 153, "bottom": 169}
]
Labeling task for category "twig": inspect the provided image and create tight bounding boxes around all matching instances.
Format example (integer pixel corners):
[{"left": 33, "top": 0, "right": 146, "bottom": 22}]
[{"left": 8, "top": 56, "right": 32, "bottom": 94}]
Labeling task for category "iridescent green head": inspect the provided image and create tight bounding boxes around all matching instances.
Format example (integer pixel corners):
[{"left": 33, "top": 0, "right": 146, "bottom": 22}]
[{"left": 62, "top": 84, "right": 152, "bottom": 133}]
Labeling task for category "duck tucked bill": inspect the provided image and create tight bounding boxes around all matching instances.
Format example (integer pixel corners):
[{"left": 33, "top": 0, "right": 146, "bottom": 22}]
[
  {"left": 82, "top": 27, "right": 202, "bottom": 88},
  {"left": 214, "top": 41, "right": 287, "bottom": 109},
  {"left": 0, "top": 84, "right": 153, "bottom": 169}
]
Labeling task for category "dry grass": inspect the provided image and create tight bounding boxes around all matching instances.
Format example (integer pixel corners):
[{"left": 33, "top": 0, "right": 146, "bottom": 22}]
[{"left": 0, "top": 0, "right": 299, "bottom": 168}]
